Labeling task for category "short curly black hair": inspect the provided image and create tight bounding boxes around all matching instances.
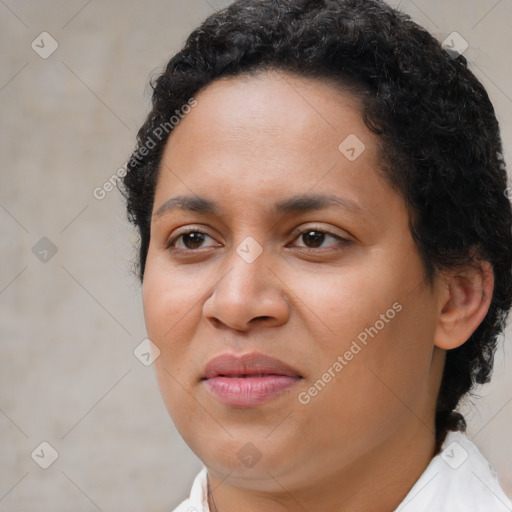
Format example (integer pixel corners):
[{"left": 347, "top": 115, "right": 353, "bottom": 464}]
[{"left": 121, "top": 0, "right": 512, "bottom": 448}]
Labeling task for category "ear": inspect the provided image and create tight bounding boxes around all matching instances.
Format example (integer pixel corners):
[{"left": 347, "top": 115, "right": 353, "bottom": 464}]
[{"left": 434, "top": 260, "right": 494, "bottom": 350}]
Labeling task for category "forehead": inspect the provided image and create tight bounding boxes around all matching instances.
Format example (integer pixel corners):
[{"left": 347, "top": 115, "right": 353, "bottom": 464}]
[
  {"left": 161, "top": 71, "right": 373, "bottom": 170},
  {"left": 153, "top": 70, "right": 403, "bottom": 223},
  {"left": 165, "top": 70, "right": 370, "bottom": 157}
]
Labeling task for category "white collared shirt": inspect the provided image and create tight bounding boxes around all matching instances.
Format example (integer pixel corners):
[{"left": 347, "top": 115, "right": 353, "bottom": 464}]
[{"left": 171, "top": 431, "right": 512, "bottom": 511}]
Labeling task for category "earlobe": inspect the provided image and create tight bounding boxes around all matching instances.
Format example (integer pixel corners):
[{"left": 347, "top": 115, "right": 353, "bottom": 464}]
[{"left": 434, "top": 261, "right": 494, "bottom": 350}]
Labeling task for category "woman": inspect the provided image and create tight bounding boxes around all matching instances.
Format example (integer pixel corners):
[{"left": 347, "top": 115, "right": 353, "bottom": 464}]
[{"left": 121, "top": 0, "right": 512, "bottom": 510}]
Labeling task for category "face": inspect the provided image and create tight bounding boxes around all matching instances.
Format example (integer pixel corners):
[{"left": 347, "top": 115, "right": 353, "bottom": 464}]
[{"left": 143, "top": 71, "right": 445, "bottom": 492}]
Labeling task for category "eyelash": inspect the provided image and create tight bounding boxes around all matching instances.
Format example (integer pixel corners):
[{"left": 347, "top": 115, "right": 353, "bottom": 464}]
[{"left": 166, "top": 227, "right": 350, "bottom": 252}]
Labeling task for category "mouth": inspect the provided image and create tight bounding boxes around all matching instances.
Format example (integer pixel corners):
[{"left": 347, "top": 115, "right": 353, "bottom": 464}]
[{"left": 201, "top": 352, "right": 302, "bottom": 407}]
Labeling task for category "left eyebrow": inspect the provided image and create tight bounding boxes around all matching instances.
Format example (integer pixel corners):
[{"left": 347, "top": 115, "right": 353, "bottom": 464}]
[
  {"left": 153, "top": 193, "right": 366, "bottom": 219},
  {"left": 273, "top": 193, "right": 364, "bottom": 215}
]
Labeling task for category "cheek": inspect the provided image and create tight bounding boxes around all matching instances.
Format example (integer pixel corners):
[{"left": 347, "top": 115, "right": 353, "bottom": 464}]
[
  {"left": 141, "top": 253, "right": 208, "bottom": 394},
  {"left": 288, "top": 245, "right": 436, "bottom": 420},
  {"left": 142, "top": 256, "right": 205, "bottom": 428},
  {"left": 142, "top": 249, "right": 205, "bottom": 341},
  {"left": 281, "top": 255, "right": 406, "bottom": 350},
  {"left": 295, "top": 299, "right": 436, "bottom": 468},
  {"left": 312, "top": 279, "right": 436, "bottom": 401}
]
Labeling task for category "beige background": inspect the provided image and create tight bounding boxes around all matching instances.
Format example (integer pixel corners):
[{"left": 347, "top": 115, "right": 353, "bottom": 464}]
[{"left": 1, "top": 0, "right": 511, "bottom": 510}]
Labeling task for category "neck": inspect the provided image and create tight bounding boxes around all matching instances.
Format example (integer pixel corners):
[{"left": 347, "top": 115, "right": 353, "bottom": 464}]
[{"left": 206, "top": 421, "right": 436, "bottom": 512}]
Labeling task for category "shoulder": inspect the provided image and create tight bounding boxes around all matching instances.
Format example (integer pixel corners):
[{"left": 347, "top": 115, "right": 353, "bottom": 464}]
[
  {"left": 396, "top": 431, "right": 512, "bottom": 512},
  {"left": 170, "top": 467, "right": 209, "bottom": 512}
]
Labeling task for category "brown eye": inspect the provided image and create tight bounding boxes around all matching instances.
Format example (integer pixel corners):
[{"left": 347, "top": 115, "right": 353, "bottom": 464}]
[
  {"left": 289, "top": 227, "right": 350, "bottom": 251},
  {"left": 181, "top": 232, "right": 207, "bottom": 249},
  {"left": 168, "top": 230, "right": 218, "bottom": 251},
  {"left": 302, "top": 230, "right": 326, "bottom": 248}
]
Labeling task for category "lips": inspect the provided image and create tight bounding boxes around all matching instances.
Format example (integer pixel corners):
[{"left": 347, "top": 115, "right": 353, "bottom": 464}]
[
  {"left": 202, "top": 352, "right": 302, "bottom": 407},
  {"left": 203, "top": 352, "right": 301, "bottom": 379}
]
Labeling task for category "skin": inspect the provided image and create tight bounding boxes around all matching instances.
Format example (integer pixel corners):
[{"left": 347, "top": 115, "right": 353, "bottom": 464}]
[{"left": 142, "top": 71, "right": 494, "bottom": 512}]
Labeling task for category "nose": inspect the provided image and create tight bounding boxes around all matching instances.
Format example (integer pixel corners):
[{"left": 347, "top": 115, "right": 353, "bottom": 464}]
[{"left": 202, "top": 248, "right": 290, "bottom": 332}]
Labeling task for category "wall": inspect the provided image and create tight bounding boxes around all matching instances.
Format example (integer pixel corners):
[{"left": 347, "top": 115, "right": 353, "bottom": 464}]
[{"left": 1, "top": 0, "right": 511, "bottom": 510}]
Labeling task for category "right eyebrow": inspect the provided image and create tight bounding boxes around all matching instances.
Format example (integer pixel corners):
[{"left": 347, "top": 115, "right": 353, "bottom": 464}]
[{"left": 153, "top": 196, "right": 220, "bottom": 218}]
